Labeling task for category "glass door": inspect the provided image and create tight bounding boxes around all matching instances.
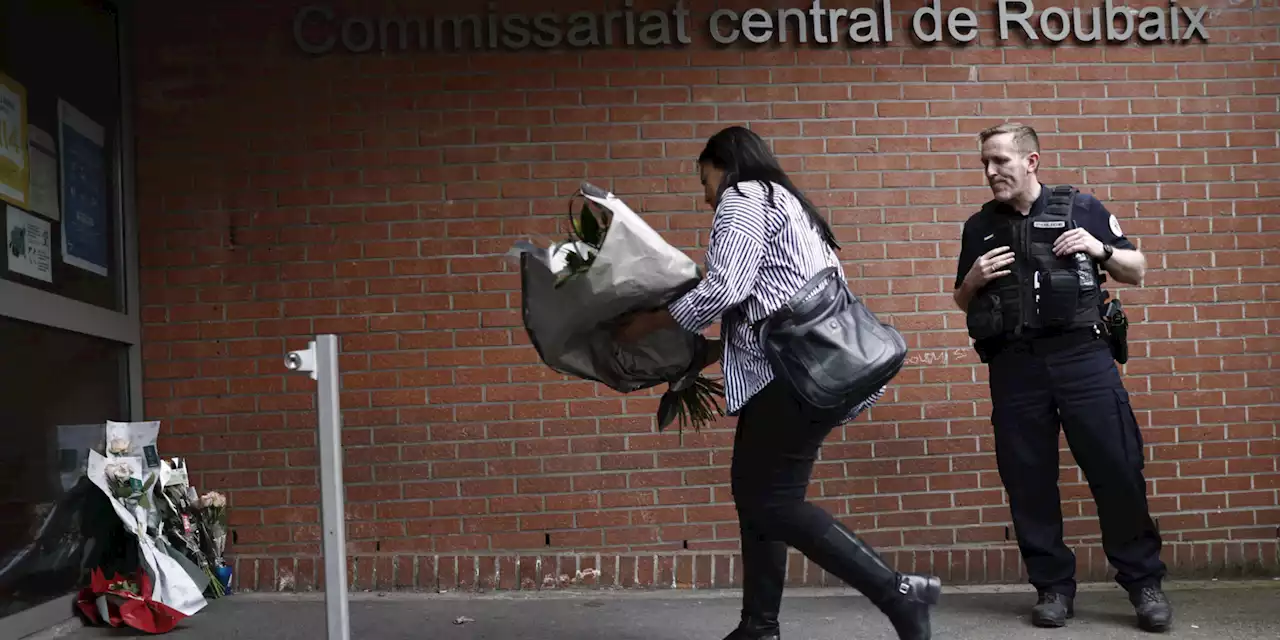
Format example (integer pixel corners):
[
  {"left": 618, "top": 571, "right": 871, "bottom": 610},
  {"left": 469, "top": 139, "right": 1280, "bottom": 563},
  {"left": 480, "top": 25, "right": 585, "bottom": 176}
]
[{"left": 0, "top": 0, "right": 140, "bottom": 631}]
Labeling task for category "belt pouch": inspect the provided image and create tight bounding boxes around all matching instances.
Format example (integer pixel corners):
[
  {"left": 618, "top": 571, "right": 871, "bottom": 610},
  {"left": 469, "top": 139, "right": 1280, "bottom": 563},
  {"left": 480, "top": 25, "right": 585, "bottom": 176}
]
[{"left": 1038, "top": 270, "right": 1079, "bottom": 328}]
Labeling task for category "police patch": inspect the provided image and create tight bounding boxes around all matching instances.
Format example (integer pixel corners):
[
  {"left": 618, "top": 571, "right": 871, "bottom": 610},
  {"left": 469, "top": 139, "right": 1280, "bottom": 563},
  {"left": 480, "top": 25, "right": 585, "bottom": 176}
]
[
  {"left": 1033, "top": 220, "right": 1065, "bottom": 229},
  {"left": 1109, "top": 214, "right": 1123, "bottom": 238}
]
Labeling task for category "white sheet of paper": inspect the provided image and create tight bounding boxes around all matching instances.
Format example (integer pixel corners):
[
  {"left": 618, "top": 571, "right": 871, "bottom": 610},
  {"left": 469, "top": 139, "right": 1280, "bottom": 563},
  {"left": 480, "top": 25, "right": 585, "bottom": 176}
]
[
  {"left": 106, "top": 420, "right": 162, "bottom": 473},
  {"left": 56, "top": 423, "right": 105, "bottom": 491},
  {"left": 27, "top": 126, "right": 58, "bottom": 220},
  {"left": 6, "top": 204, "right": 52, "bottom": 282}
]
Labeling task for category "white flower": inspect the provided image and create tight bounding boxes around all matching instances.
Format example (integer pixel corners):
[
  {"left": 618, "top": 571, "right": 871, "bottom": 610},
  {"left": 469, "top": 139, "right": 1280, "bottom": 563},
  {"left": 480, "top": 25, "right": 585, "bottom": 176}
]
[
  {"left": 549, "top": 241, "right": 596, "bottom": 275},
  {"left": 107, "top": 438, "right": 130, "bottom": 455},
  {"left": 105, "top": 462, "right": 132, "bottom": 483},
  {"left": 201, "top": 491, "right": 226, "bottom": 509}
]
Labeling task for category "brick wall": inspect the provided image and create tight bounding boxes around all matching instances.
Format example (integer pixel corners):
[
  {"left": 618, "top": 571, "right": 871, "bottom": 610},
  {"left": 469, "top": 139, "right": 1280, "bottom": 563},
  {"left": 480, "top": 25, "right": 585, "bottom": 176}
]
[{"left": 133, "top": 0, "right": 1279, "bottom": 592}]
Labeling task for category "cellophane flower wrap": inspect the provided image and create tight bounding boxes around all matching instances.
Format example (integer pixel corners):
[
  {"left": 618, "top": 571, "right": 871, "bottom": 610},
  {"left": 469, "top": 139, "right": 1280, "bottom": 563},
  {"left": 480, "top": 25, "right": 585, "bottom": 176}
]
[
  {"left": 509, "top": 182, "right": 725, "bottom": 433},
  {"left": 199, "top": 491, "right": 228, "bottom": 566},
  {"left": 83, "top": 449, "right": 207, "bottom": 628},
  {"left": 75, "top": 567, "right": 186, "bottom": 634},
  {"left": 156, "top": 460, "right": 230, "bottom": 599}
]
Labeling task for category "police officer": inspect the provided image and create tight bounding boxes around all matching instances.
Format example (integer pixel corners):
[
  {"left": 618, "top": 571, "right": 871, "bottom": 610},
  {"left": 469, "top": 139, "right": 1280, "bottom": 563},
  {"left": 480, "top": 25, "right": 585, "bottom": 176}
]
[{"left": 953, "top": 123, "right": 1172, "bottom": 633}]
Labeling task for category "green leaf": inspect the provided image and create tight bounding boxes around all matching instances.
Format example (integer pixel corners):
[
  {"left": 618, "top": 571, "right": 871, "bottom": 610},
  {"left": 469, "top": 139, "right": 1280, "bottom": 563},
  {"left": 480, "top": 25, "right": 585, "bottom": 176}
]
[
  {"left": 655, "top": 373, "right": 726, "bottom": 440},
  {"left": 579, "top": 204, "right": 601, "bottom": 247},
  {"left": 656, "top": 391, "right": 681, "bottom": 432}
]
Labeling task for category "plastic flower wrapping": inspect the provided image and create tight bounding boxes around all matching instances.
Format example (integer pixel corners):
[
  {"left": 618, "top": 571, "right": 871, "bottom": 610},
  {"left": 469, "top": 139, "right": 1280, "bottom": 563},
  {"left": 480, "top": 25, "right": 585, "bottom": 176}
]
[
  {"left": 61, "top": 420, "right": 237, "bottom": 633},
  {"left": 508, "top": 182, "right": 725, "bottom": 435}
]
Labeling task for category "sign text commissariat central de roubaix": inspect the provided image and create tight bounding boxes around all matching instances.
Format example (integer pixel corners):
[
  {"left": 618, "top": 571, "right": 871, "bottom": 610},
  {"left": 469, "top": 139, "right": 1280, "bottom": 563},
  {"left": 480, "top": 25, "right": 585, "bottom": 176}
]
[{"left": 293, "top": 0, "right": 1210, "bottom": 55}]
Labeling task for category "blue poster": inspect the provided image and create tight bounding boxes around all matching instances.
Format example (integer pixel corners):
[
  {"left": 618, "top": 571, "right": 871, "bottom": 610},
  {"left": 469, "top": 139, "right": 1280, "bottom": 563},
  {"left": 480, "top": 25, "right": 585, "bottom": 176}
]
[{"left": 57, "top": 99, "right": 108, "bottom": 276}]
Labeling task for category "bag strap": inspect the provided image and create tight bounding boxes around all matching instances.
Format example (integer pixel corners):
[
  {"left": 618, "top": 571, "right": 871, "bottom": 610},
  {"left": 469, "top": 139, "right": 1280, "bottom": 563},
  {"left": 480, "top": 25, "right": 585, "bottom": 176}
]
[
  {"left": 1045, "top": 184, "right": 1107, "bottom": 291},
  {"left": 725, "top": 189, "right": 835, "bottom": 349},
  {"left": 1044, "top": 184, "right": 1077, "bottom": 224}
]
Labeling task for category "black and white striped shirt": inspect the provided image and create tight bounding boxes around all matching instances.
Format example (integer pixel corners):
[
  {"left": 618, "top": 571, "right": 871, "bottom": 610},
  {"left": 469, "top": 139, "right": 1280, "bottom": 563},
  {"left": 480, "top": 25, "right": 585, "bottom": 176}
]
[{"left": 668, "top": 180, "right": 886, "bottom": 419}]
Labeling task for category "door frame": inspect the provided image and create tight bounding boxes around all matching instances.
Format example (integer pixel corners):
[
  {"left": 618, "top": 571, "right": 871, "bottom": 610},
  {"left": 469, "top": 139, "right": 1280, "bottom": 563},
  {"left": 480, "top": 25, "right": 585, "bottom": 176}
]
[{"left": 0, "top": 1, "right": 141, "bottom": 636}]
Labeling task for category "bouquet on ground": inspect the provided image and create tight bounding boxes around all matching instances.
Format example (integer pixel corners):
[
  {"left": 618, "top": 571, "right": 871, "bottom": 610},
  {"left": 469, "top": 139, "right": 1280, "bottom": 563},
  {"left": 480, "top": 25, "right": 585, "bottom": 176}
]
[
  {"left": 199, "top": 491, "right": 229, "bottom": 580},
  {"left": 76, "top": 422, "right": 208, "bottom": 633},
  {"left": 156, "top": 458, "right": 231, "bottom": 598},
  {"left": 509, "top": 182, "right": 725, "bottom": 433},
  {"left": 75, "top": 567, "right": 186, "bottom": 634}
]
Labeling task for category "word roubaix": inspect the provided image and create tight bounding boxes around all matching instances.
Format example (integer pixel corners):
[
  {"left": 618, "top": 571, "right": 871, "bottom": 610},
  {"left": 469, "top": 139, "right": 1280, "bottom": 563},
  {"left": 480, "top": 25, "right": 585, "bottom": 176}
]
[{"left": 293, "top": 0, "right": 1209, "bottom": 54}]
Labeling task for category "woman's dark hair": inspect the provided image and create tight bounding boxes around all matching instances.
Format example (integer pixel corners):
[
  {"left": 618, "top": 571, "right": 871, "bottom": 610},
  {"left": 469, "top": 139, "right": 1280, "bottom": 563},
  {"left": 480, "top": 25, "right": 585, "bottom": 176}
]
[{"left": 697, "top": 125, "right": 839, "bottom": 251}]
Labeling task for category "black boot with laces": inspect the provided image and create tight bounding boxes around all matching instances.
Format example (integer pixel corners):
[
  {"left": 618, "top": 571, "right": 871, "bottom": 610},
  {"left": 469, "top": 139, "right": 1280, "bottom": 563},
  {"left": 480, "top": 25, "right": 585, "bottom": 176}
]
[
  {"left": 1031, "top": 591, "right": 1074, "bottom": 628},
  {"left": 1129, "top": 585, "right": 1173, "bottom": 632}
]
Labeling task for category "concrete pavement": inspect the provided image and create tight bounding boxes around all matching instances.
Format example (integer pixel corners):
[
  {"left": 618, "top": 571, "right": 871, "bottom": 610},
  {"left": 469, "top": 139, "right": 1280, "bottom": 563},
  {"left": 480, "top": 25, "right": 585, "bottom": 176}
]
[{"left": 48, "top": 579, "right": 1280, "bottom": 639}]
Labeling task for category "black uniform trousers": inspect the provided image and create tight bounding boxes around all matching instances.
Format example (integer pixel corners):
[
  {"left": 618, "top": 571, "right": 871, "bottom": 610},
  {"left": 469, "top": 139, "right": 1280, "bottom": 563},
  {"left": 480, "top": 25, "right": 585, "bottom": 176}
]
[{"left": 987, "top": 329, "right": 1166, "bottom": 598}]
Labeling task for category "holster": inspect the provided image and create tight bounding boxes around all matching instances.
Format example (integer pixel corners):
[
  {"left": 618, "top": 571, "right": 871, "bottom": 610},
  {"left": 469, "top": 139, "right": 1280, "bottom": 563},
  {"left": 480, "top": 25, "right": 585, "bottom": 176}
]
[
  {"left": 1100, "top": 296, "right": 1129, "bottom": 364},
  {"left": 973, "top": 339, "right": 994, "bottom": 364}
]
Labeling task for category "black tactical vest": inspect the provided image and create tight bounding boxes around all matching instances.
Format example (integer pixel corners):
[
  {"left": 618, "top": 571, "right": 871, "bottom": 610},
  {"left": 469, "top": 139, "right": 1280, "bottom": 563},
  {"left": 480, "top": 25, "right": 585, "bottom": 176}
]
[{"left": 965, "top": 185, "right": 1104, "bottom": 345}]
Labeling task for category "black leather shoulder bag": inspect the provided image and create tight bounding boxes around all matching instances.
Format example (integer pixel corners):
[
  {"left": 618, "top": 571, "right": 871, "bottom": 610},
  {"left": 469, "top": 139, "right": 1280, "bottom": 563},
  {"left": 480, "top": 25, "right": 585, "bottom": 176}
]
[{"left": 754, "top": 266, "right": 908, "bottom": 411}]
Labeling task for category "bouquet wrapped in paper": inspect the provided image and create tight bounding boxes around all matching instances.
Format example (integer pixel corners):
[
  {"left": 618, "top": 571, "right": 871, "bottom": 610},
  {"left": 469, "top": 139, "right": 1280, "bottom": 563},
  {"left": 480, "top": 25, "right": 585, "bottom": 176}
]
[
  {"left": 82, "top": 446, "right": 208, "bottom": 628},
  {"left": 75, "top": 567, "right": 187, "bottom": 634},
  {"left": 155, "top": 458, "right": 231, "bottom": 598},
  {"left": 199, "top": 491, "right": 228, "bottom": 570},
  {"left": 509, "top": 182, "right": 724, "bottom": 432}
]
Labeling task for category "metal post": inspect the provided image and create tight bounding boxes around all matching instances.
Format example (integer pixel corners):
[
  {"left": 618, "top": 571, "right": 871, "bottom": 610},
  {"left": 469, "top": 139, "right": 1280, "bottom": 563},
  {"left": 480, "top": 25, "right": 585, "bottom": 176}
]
[{"left": 285, "top": 335, "right": 349, "bottom": 640}]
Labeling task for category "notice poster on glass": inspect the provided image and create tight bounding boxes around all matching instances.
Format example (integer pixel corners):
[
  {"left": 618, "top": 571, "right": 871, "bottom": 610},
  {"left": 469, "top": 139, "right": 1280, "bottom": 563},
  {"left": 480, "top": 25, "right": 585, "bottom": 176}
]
[
  {"left": 56, "top": 423, "right": 105, "bottom": 492},
  {"left": 27, "top": 125, "right": 59, "bottom": 220},
  {"left": 0, "top": 72, "right": 28, "bottom": 208},
  {"left": 57, "top": 98, "right": 108, "bottom": 277},
  {"left": 6, "top": 203, "right": 52, "bottom": 282}
]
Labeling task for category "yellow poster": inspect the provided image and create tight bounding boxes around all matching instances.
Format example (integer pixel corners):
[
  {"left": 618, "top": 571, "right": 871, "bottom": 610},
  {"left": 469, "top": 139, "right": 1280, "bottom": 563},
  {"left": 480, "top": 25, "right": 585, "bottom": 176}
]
[{"left": 0, "top": 72, "right": 29, "bottom": 208}]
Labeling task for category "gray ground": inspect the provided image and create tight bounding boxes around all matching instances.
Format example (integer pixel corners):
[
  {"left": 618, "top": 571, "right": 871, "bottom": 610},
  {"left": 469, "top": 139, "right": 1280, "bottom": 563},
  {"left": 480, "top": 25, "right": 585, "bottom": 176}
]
[{"left": 41, "top": 579, "right": 1280, "bottom": 639}]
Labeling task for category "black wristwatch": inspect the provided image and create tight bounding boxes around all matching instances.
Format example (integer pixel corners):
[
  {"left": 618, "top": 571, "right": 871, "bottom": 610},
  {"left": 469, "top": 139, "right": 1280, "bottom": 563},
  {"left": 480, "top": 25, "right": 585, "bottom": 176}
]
[{"left": 1100, "top": 243, "right": 1114, "bottom": 263}]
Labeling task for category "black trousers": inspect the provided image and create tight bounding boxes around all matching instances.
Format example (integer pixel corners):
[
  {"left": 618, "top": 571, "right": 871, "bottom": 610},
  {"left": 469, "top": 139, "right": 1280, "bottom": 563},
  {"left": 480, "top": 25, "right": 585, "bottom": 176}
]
[
  {"left": 988, "top": 332, "right": 1167, "bottom": 597},
  {"left": 729, "top": 380, "right": 895, "bottom": 618}
]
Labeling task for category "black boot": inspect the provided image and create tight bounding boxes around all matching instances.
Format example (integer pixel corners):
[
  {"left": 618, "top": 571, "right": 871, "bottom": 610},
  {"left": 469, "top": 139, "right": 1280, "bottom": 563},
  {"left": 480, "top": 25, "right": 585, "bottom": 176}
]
[
  {"left": 878, "top": 574, "right": 944, "bottom": 640},
  {"left": 802, "top": 522, "right": 941, "bottom": 640},
  {"left": 1129, "top": 585, "right": 1173, "bottom": 632},
  {"left": 724, "top": 534, "right": 787, "bottom": 640},
  {"left": 722, "top": 617, "right": 780, "bottom": 640},
  {"left": 1031, "top": 591, "right": 1074, "bottom": 627}
]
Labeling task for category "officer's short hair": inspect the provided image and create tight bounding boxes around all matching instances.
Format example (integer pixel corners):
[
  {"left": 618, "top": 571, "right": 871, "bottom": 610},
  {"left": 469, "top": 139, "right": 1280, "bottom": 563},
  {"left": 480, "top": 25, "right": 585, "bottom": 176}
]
[{"left": 979, "top": 122, "right": 1040, "bottom": 156}]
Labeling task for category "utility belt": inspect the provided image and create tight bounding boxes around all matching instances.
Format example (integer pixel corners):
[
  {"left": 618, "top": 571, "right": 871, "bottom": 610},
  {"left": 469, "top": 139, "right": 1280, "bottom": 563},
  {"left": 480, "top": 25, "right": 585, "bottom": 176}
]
[
  {"left": 1020, "top": 326, "right": 1105, "bottom": 355},
  {"left": 975, "top": 298, "right": 1129, "bottom": 364},
  {"left": 975, "top": 326, "right": 1103, "bottom": 362}
]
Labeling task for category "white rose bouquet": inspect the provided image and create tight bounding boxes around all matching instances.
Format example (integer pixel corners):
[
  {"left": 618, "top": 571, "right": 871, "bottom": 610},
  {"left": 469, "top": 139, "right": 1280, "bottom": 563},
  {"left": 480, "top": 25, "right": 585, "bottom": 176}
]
[
  {"left": 107, "top": 437, "right": 131, "bottom": 457},
  {"left": 83, "top": 450, "right": 209, "bottom": 622},
  {"left": 104, "top": 460, "right": 138, "bottom": 500},
  {"left": 199, "top": 491, "right": 228, "bottom": 566},
  {"left": 200, "top": 492, "right": 226, "bottom": 523}
]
